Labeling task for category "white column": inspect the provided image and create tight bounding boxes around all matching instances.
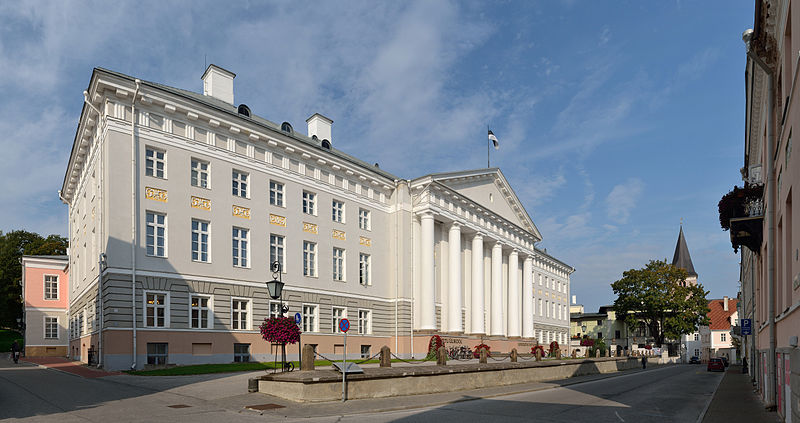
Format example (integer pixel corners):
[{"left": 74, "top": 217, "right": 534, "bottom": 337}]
[
  {"left": 522, "top": 256, "right": 534, "bottom": 338},
  {"left": 420, "top": 212, "right": 436, "bottom": 331},
  {"left": 507, "top": 250, "right": 520, "bottom": 337},
  {"left": 490, "top": 242, "right": 504, "bottom": 336},
  {"left": 470, "top": 233, "right": 485, "bottom": 334},
  {"left": 448, "top": 223, "right": 462, "bottom": 333}
]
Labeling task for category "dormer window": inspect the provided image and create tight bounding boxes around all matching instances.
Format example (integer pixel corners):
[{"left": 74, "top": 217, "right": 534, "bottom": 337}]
[
  {"left": 237, "top": 104, "right": 251, "bottom": 117},
  {"left": 321, "top": 139, "right": 331, "bottom": 150},
  {"left": 281, "top": 122, "right": 293, "bottom": 133}
]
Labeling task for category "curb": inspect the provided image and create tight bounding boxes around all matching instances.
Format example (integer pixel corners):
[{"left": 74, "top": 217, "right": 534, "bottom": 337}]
[{"left": 694, "top": 368, "right": 727, "bottom": 423}]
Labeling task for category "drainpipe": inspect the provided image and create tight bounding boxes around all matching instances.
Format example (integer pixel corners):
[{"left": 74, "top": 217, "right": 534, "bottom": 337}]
[
  {"left": 58, "top": 190, "right": 71, "bottom": 359},
  {"left": 744, "top": 28, "right": 775, "bottom": 408},
  {"left": 130, "top": 79, "right": 141, "bottom": 370}
]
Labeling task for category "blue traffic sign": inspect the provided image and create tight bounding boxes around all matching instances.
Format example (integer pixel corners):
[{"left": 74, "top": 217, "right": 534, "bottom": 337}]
[
  {"left": 294, "top": 312, "right": 302, "bottom": 325},
  {"left": 339, "top": 318, "right": 350, "bottom": 333},
  {"left": 741, "top": 318, "right": 752, "bottom": 335}
]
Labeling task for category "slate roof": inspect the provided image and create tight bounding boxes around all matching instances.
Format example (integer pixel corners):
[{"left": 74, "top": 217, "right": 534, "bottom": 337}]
[
  {"left": 671, "top": 226, "right": 697, "bottom": 277},
  {"left": 707, "top": 298, "right": 738, "bottom": 330}
]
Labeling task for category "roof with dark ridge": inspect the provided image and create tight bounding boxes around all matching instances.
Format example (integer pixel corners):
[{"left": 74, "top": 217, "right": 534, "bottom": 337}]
[{"left": 672, "top": 226, "right": 697, "bottom": 277}]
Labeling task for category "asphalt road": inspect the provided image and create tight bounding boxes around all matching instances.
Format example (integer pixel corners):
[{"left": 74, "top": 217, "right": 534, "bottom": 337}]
[{"left": 0, "top": 354, "right": 722, "bottom": 423}]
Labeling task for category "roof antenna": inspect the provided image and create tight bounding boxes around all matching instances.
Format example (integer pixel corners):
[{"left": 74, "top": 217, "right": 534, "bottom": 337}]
[{"left": 204, "top": 54, "right": 207, "bottom": 69}]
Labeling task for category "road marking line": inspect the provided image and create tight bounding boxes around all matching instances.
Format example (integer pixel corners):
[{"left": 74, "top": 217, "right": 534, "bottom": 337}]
[{"left": 615, "top": 411, "right": 625, "bottom": 422}]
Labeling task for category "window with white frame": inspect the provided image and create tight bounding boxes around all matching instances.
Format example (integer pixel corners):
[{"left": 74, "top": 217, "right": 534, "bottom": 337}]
[
  {"left": 269, "top": 180, "right": 284, "bottom": 207},
  {"left": 232, "top": 227, "right": 249, "bottom": 267},
  {"left": 191, "top": 219, "right": 209, "bottom": 262},
  {"left": 332, "top": 248, "right": 345, "bottom": 281},
  {"left": 538, "top": 274, "right": 542, "bottom": 286},
  {"left": 303, "top": 304, "right": 318, "bottom": 332},
  {"left": 232, "top": 299, "right": 250, "bottom": 330},
  {"left": 232, "top": 170, "right": 248, "bottom": 198},
  {"left": 44, "top": 275, "right": 58, "bottom": 300},
  {"left": 359, "top": 253, "right": 371, "bottom": 286},
  {"left": 358, "top": 310, "right": 371, "bottom": 334},
  {"left": 302, "top": 191, "right": 316, "bottom": 215},
  {"left": 694, "top": 333, "right": 699, "bottom": 341},
  {"left": 332, "top": 200, "right": 344, "bottom": 223},
  {"left": 552, "top": 302, "right": 556, "bottom": 318},
  {"left": 358, "top": 208, "right": 371, "bottom": 230},
  {"left": 269, "top": 301, "right": 281, "bottom": 318},
  {"left": 145, "top": 292, "right": 167, "bottom": 327},
  {"left": 270, "top": 234, "right": 284, "bottom": 270},
  {"left": 146, "top": 211, "right": 167, "bottom": 257},
  {"left": 44, "top": 316, "right": 58, "bottom": 339},
  {"left": 545, "top": 300, "right": 549, "bottom": 318},
  {"left": 694, "top": 348, "right": 700, "bottom": 357},
  {"left": 538, "top": 299, "right": 543, "bottom": 316},
  {"left": 191, "top": 159, "right": 209, "bottom": 188},
  {"left": 190, "top": 296, "right": 211, "bottom": 329},
  {"left": 721, "top": 333, "right": 727, "bottom": 342},
  {"left": 147, "top": 343, "right": 168, "bottom": 365},
  {"left": 145, "top": 147, "right": 166, "bottom": 178},
  {"left": 303, "top": 241, "right": 317, "bottom": 277},
  {"left": 332, "top": 307, "right": 346, "bottom": 333}
]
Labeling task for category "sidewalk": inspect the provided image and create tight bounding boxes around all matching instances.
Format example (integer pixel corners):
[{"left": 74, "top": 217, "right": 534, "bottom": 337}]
[
  {"left": 701, "top": 364, "right": 780, "bottom": 423},
  {"left": 23, "top": 356, "right": 122, "bottom": 378}
]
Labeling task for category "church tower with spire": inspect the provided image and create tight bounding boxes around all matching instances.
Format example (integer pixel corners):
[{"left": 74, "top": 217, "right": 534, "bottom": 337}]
[{"left": 672, "top": 225, "right": 698, "bottom": 286}]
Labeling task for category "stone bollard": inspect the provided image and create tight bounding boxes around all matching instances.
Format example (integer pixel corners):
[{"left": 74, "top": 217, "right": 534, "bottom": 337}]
[
  {"left": 556, "top": 348, "right": 561, "bottom": 359},
  {"left": 571, "top": 349, "right": 577, "bottom": 359},
  {"left": 585, "top": 349, "right": 590, "bottom": 358},
  {"left": 595, "top": 349, "right": 601, "bottom": 358},
  {"left": 437, "top": 346, "right": 448, "bottom": 365},
  {"left": 248, "top": 377, "right": 259, "bottom": 393},
  {"left": 301, "top": 344, "right": 315, "bottom": 371},
  {"left": 479, "top": 348, "right": 488, "bottom": 363},
  {"left": 510, "top": 348, "right": 518, "bottom": 362},
  {"left": 380, "top": 346, "right": 391, "bottom": 367},
  {"left": 535, "top": 348, "right": 542, "bottom": 361},
  {"left": 608, "top": 347, "right": 613, "bottom": 357}
]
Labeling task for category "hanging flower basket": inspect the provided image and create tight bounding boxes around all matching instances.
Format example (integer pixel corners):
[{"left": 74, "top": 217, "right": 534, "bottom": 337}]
[
  {"left": 549, "top": 341, "right": 560, "bottom": 356},
  {"left": 531, "top": 345, "right": 545, "bottom": 356},
  {"left": 473, "top": 343, "right": 491, "bottom": 358},
  {"left": 644, "top": 344, "right": 652, "bottom": 350},
  {"left": 260, "top": 316, "right": 301, "bottom": 345}
]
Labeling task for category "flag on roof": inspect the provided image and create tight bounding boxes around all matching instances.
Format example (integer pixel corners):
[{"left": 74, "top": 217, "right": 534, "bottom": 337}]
[{"left": 488, "top": 129, "right": 499, "bottom": 150}]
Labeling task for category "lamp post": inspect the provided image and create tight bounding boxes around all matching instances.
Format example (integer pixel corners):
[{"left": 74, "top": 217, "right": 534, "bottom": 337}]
[{"left": 266, "top": 261, "right": 290, "bottom": 371}]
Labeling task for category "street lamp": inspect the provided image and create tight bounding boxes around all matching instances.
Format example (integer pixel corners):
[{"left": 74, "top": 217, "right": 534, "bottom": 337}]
[
  {"left": 267, "top": 261, "right": 290, "bottom": 372},
  {"left": 581, "top": 324, "right": 587, "bottom": 334}
]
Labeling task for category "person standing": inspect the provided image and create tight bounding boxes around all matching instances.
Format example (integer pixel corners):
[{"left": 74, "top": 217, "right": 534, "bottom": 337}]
[
  {"left": 11, "top": 340, "right": 20, "bottom": 364},
  {"left": 641, "top": 354, "right": 647, "bottom": 369}
]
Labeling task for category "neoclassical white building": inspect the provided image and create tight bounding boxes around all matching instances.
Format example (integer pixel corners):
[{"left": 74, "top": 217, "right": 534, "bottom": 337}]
[{"left": 61, "top": 65, "right": 573, "bottom": 369}]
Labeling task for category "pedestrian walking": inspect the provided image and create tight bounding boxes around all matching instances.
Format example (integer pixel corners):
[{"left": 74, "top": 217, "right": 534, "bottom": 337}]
[
  {"left": 641, "top": 354, "right": 647, "bottom": 369},
  {"left": 11, "top": 340, "right": 20, "bottom": 364}
]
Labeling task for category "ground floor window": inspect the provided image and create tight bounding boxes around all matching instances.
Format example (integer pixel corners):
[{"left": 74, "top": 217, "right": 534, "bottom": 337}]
[
  {"left": 234, "top": 343, "right": 250, "bottom": 362},
  {"left": 147, "top": 343, "right": 168, "bottom": 365},
  {"left": 360, "top": 345, "right": 371, "bottom": 359}
]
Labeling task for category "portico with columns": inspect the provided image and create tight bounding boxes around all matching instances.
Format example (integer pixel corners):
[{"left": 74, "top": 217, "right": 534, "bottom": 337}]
[{"left": 409, "top": 169, "right": 572, "bottom": 346}]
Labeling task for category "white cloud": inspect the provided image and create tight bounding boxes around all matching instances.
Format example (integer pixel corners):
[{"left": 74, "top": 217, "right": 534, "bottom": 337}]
[
  {"left": 598, "top": 26, "right": 611, "bottom": 47},
  {"left": 605, "top": 178, "right": 645, "bottom": 224}
]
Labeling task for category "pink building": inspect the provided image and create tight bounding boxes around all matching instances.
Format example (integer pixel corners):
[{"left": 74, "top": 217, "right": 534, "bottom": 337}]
[{"left": 20, "top": 256, "right": 69, "bottom": 357}]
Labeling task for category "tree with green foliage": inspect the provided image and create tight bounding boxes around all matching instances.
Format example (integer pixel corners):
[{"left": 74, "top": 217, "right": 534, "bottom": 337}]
[
  {"left": 612, "top": 259, "right": 710, "bottom": 347},
  {"left": 0, "top": 230, "right": 68, "bottom": 327}
]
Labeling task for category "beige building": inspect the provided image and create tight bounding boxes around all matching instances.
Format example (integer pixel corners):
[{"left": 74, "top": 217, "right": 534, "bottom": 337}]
[
  {"left": 728, "top": 1, "right": 799, "bottom": 420},
  {"left": 60, "top": 66, "right": 573, "bottom": 370}
]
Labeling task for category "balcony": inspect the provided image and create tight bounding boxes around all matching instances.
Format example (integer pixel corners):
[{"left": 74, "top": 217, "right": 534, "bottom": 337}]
[{"left": 718, "top": 184, "right": 764, "bottom": 253}]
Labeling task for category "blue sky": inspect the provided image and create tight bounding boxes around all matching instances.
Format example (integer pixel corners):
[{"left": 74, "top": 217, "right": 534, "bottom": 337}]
[{"left": 0, "top": 1, "right": 753, "bottom": 312}]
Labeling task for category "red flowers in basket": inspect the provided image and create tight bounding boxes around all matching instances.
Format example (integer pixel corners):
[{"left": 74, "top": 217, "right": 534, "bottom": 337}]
[
  {"left": 260, "top": 316, "right": 301, "bottom": 344},
  {"left": 473, "top": 343, "right": 491, "bottom": 358},
  {"left": 531, "top": 345, "right": 545, "bottom": 356}
]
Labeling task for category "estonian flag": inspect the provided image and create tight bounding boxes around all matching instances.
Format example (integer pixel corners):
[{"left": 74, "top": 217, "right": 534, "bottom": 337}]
[{"left": 488, "top": 129, "right": 499, "bottom": 150}]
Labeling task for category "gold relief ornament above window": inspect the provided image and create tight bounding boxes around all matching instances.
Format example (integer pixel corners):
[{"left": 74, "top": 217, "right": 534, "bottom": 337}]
[
  {"left": 332, "top": 229, "right": 346, "bottom": 241},
  {"left": 145, "top": 187, "right": 167, "bottom": 202},
  {"left": 269, "top": 214, "right": 286, "bottom": 227},
  {"left": 232, "top": 205, "right": 251, "bottom": 219},
  {"left": 359, "top": 236, "right": 371, "bottom": 247},
  {"left": 303, "top": 222, "right": 318, "bottom": 234},
  {"left": 191, "top": 196, "right": 211, "bottom": 210}
]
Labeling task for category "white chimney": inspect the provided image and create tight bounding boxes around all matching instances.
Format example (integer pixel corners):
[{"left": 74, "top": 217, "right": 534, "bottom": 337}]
[
  {"left": 723, "top": 296, "right": 729, "bottom": 311},
  {"left": 306, "top": 113, "right": 333, "bottom": 143},
  {"left": 572, "top": 295, "right": 577, "bottom": 305},
  {"left": 201, "top": 64, "right": 235, "bottom": 105}
]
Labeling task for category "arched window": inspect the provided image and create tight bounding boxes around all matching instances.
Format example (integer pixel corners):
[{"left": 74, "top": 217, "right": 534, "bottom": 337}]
[
  {"left": 321, "top": 139, "right": 331, "bottom": 150},
  {"left": 237, "top": 104, "right": 251, "bottom": 117},
  {"left": 281, "top": 122, "right": 293, "bottom": 133}
]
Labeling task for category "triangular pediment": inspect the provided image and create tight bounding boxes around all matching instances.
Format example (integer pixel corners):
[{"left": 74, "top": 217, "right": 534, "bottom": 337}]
[{"left": 424, "top": 169, "right": 541, "bottom": 240}]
